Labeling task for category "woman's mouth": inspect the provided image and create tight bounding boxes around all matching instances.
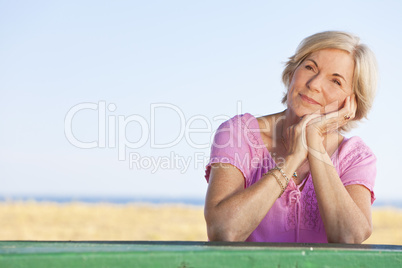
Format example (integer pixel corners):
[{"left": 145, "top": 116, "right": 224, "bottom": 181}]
[{"left": 299, "top": 94, "right": 321, "bottom": 106}]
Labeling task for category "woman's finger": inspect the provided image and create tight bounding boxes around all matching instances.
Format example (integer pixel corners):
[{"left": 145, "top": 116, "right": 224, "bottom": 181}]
[
  {"left": 305, "top": 97, "right": 351, "bottom": 134},
  {"left": 350, "top": 94, "right": 357, "bottom": 119},
  {"left": 339, "top": 94, "right": 357, "bottom": 121},
  {"left": 300, "top": 112, "right": 322, "bottom": 128}
]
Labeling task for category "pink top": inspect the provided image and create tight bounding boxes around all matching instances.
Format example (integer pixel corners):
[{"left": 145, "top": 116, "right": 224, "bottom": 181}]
[{"left": 205, "top": 113, "right": 376, "bottom": 243}]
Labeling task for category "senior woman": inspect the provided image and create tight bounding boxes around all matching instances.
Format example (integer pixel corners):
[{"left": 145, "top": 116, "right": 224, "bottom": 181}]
[{"left": 204, "top": 31, "right": 377, "bottom": 244}]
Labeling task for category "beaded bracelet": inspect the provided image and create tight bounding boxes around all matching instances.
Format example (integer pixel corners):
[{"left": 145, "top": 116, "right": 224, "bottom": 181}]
[
  {"left": 273, "top": 166, "right": 290, "bottom": 185},
  {"left": 265, "top": 171, "right": 285, "bottom": 198}
]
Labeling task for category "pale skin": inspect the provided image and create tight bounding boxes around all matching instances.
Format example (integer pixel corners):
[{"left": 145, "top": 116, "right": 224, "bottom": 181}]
[{"left": 204, "top": 48, "right": 373, "bottom": 243}]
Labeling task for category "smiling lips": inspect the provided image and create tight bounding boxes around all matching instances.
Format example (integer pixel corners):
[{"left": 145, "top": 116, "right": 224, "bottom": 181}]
[{"left": 299, "top": 94, "right": 322, "bottom": 106}]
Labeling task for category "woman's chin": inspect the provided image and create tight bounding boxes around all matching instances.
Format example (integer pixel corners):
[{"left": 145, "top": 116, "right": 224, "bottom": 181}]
[{"left": 288, "top": 105, "right": 326, "bottom": 119}]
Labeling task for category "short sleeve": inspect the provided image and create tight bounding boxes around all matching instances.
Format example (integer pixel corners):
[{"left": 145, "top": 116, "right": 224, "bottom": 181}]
[
  {"left": 204, "top": 114, "right": 260, "bottom": 187},
  {"left": 339, "top": 137, "right": 377, "bottom": 204}
]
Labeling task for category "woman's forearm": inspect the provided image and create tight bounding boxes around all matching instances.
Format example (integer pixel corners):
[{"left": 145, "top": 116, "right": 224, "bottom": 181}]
[
  {"left": 205, "top": 156, "right": 301, "bottom": 241},
  {"left": 205, "top": 171, "right": 282, "bottom": 241},
  {"left": 308, "top": 139, "right": 372, "bottom": 243}
]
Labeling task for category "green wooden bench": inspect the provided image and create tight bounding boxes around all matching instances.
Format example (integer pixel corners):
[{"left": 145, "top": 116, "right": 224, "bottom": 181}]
[{"left": 1, "top": 241, "right": 401, "bottom": 267}]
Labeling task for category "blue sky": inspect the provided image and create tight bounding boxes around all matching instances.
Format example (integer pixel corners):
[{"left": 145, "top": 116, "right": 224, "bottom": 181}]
[{"left": 1, "top": 0, "right": 401, "bottom": 201}]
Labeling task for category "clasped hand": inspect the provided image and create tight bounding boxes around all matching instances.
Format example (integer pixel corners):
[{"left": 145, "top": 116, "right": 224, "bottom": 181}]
[{"left": 284, "top": 95, "right": 357, "bottom": 160}]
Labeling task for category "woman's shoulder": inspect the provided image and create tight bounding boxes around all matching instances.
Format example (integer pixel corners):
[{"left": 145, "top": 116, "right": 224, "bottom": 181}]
[
  {"left": 216, "top": 112, "right": 283, "bottom": 150},
  {"left": 340, "top": 136, "right": 374, "bottom": 154},
  {"left": 213, "top": 113, "right": 264, "bottom": 153},
  {"left": 216, "top": 113, "right": 260, "bottom": 134},
  {"left": 337, "top": 136, "right": 376, "bottom": 168},
  {"left": 219, "top": 113, "right": 256, "bottom": 126},
  {"left": 218, "top": 112, "right": 279, "bottom": 130}
]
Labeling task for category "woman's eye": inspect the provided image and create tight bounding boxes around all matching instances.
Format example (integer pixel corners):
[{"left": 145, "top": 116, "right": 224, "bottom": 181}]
[
  {"left": 333, "top": 79, "right": 341, "bottom": 86},
  {"left": 305, "top": 65, "right": 313, "bottom": 71}
]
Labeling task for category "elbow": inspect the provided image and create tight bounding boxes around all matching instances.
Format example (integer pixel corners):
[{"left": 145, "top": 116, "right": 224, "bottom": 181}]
[
  {"left": 207, "top": 223, "right": 240, "bottom": 242},
  {"left": 327, "top": 225, "right": 373, "bottom": 244},
  {"left": 204, "top": 209, "right": 242, "bottom": 242}
]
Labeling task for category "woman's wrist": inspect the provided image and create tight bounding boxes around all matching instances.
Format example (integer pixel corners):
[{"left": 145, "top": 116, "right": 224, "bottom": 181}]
[
  {"left": 306, "top": 132, "right": 326, "bottom": 154},
  {"left": 282, "top": 154, "right": 304, "bottom": 176},
  {"left": 263, "top": 168, "right": 288, "bottom": 198}
]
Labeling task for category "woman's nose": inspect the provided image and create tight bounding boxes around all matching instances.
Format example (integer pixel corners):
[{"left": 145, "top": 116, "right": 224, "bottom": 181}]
[{"left": 306, "top": 74, "right": 323, "bottom": 92}]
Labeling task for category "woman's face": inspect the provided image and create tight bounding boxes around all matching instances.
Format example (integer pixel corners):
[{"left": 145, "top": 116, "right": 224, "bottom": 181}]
[{"left": 286, "top": 48, "right": 354, "bottom": 117}]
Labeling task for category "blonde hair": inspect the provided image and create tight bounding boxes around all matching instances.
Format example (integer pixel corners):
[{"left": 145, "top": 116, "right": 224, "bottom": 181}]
[{"left": 281, "top": 31, "right": 378, "bottom": 132}]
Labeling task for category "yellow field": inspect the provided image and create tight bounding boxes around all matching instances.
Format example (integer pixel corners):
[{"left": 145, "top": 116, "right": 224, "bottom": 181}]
[{"left": 0, "top": 201, "right": 401, "bottom": 245}]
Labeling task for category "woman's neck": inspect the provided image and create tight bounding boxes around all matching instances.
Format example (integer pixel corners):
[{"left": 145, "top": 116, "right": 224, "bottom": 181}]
[{"left": 283, "top": 108, "right": 302, "bottom": 131}]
